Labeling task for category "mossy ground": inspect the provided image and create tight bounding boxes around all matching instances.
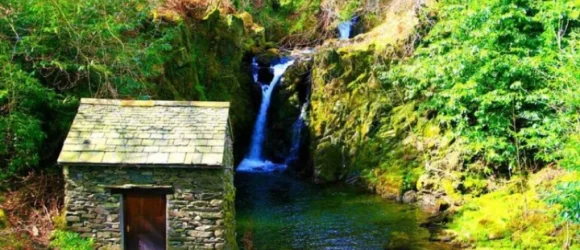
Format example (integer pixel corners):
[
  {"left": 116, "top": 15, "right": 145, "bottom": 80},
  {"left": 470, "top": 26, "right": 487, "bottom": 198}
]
[{"left": 448, "top": 169, "right": 580, "bottom": 249}]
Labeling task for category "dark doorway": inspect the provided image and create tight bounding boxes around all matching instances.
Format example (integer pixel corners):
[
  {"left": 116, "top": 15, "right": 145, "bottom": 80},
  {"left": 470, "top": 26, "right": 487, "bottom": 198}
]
[{"left": 123, "top": 191, "right": 167, "bottom": 250}]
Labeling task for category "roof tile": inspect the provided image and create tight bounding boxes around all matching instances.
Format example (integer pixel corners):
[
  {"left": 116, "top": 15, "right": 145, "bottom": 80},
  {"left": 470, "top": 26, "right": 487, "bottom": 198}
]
[{"left": 57, "top": 98, "right": 229, "bottom": 167}]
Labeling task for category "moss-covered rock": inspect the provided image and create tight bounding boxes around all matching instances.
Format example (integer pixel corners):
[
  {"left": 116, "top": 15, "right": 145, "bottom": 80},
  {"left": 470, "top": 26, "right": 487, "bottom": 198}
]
[
  {"left": 308, "top": 46, "right": 376, "bottom": 181},
  {"left": 312, "top": 139, "right": 344, "bottom": 182}
]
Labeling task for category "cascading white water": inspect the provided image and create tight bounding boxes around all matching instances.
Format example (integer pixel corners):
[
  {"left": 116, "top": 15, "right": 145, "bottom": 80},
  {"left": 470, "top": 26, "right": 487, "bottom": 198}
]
[
  {"left": 285, "top": 103, "right": 307, "bottom": 165},
  {"left": 338, "top": 16, "right": 359, "bottom": 40},
  {"left": 237, "top": 57, "right": 295, "bottom": 172},
  {"left": 338, "top": 21, "right": 353, "bottom": 40},
  {"left": 251, "top": 57, "right": 260, "bottom": 84}
]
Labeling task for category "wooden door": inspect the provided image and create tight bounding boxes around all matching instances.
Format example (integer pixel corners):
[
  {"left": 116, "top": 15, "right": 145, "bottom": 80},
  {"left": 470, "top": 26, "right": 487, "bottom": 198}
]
[{"left": 124, "top": 192, "right": 166, "bottom": 250}]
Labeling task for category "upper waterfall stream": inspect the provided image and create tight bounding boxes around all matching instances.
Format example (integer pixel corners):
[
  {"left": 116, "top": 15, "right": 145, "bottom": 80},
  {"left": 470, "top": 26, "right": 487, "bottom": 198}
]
[{"left": 338, "top": 16, "right": 358, "bottom": 40}]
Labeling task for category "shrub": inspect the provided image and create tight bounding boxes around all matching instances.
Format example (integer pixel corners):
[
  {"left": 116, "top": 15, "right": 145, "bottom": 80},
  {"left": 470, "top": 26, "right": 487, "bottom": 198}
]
[
  {"left": 380, "top": 0, "right": 580, "bottom": 176},
  {"left": 49, "top": 230, "right": 93, "bottom": 250}
]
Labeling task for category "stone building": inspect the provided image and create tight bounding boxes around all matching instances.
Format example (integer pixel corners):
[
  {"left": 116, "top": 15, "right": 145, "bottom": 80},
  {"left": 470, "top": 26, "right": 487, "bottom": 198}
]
[{"left": 57, "top": 98, "right": 236, "bottom": 250}]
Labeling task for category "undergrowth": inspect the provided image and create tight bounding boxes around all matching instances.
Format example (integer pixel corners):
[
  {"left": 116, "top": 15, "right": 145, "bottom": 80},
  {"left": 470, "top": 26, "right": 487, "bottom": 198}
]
[{"left": 49, "top": 230, "right": 94, "bottom": 250}]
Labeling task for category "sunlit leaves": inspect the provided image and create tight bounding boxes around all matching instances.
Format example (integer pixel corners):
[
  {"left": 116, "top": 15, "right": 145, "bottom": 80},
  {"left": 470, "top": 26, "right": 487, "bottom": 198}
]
[{"left": 378, "top": 0, "right": 580, "bottom": 175}]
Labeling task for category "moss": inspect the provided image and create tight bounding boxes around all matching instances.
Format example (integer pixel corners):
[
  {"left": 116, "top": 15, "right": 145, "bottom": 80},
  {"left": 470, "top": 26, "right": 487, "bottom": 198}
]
[
  {"left": 306, "top": 1, "right": 433, "bottom": 186},
  {"left": 245, "top": 0, "right": 323, "bottom": 42},
  {"left": 338, "top": 1, "right": 360, "bottom": 21},
  {"left": 0, "top": 209, "right": 5, "bottom": 229},
  {"left": 313, "top": 139, "right": 344, "bottom": 183},
  {"left": 423, "top": 120, "right": 441, "bottom": 138},
  {"left": 223, "top": 169, "right": 238, "bottom": 250},
  {"left": 442, "top": 179, "right": 461, "bottom": 201},
  {"left": 0, "top": 232, "right": 29, "bottom": 249},
  {"left": 53, "top": 212, "right": 67, "bottom": 231},
  {"left": 447, "top": 168, "right": 580, "bottom": 249}
]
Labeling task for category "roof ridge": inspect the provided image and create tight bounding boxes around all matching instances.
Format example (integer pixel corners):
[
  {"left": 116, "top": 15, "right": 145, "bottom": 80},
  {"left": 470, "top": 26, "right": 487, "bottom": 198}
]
[{"left": 81, "top": 98, "right": 230, "bottom": 108}]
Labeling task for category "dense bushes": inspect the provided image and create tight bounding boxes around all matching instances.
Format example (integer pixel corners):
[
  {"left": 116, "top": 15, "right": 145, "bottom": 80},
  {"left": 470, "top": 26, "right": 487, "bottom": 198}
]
[
  {"left": 0, "top": 42, "right": 76, "bottom": 181},
  {"left": 382, "top": 0, "right": 580, "bottom": 175},
  {"left": 0, "top": 0, "right": 172, "bottom": 182}
]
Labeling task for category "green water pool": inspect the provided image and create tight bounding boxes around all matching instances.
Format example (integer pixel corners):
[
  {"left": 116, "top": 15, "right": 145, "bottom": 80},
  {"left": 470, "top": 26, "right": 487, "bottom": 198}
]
[{"left": 235, "top": 172, "right": 449, "bottom": 250}]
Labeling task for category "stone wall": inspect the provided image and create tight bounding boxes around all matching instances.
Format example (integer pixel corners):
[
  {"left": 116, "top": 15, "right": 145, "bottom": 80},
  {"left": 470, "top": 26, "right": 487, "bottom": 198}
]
[
  {"left": 221, "top": 123, "right": 237, "bottom": 249},
  {"left": 64, "top": 164, "right": 235, "bottom": 250}
]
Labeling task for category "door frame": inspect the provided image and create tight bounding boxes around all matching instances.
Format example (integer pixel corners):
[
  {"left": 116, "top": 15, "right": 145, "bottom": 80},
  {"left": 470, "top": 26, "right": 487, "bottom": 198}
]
[{"left": 111, "top": 188, "right": 173, "bottom": 250}]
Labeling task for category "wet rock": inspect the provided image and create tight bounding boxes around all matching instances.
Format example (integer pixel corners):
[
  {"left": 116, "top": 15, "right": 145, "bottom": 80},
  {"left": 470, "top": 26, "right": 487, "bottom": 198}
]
[
  {"left": 255, "top": 48, "right": 281, "bottom": 65},
  {"left": 402, "top": 190, "right": 417, "bottom": 203},
  {"left": 419, "top": 193, "right": 440, "bottom": 215},
  {"left": 313, "top": 140, "right": 344, "bottom": 183},
  {"left": 265, "top": 57, "right": 312, "bottom": 161}
]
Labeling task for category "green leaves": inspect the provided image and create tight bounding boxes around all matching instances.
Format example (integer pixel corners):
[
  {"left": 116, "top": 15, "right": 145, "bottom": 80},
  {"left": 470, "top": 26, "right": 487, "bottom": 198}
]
[
  {"left": 49, "top": 230, "right": 94, "bottom": 250},
  {"left": 380, "top": 0, "right": 580, "bottom": 175},
  {"left": 0, "top": 52, "right": 57, "bottom": 180},
  {"left": 545, "top": 181, "right": 580, "bottom": 224}
]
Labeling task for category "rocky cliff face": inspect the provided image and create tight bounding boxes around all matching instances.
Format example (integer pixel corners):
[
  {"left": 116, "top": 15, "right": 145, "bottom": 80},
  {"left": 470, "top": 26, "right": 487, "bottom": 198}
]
[{"left": 306, "top": 0, "right": 432, "bottom": 186}]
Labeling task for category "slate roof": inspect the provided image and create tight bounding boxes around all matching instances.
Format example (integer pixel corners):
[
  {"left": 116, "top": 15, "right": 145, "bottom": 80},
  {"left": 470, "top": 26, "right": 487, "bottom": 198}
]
[{"left": 57, "top": 98, "right": 230, "bottom": 167}]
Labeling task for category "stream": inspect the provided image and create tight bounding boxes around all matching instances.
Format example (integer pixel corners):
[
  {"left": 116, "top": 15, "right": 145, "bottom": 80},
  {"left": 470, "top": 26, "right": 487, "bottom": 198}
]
[{"left": 235, "top": 173, "right": 449, "bottom": 250}]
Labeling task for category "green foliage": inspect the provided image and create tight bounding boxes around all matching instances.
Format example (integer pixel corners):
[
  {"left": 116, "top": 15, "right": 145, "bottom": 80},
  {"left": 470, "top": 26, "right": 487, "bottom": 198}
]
[
  {"left": 49, "top": 230, "right": 94, "bottom": 250},
  {"left": 338, "top": 1, "right": 359, "bottom": 21},
  {"left": 367, "top": 0, "right": 580, "bottom": 247},
  {"left": 0, "top": 41, "right": 76, "bottom": 181},
  {"left": 245, "top": 0, "right": 322, "bottom": 41},
  {"left": 0, "top": 0, "right": 259, "bottom": 180},
  {"left": 561, "top": 135, "right": 580, "bottom": 171},
  {"left": 0, "top": 0, "right": 171, "bottom": 181},
  {"left": 545, "top": 181, "right": 580, "bottom": 224},
  {"left": 381, "top": 0, "right": 580, "bottom": 175}
]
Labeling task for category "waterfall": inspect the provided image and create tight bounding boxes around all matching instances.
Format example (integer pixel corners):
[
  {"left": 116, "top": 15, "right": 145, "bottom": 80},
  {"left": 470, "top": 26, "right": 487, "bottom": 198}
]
[
  {"left": 251, "top": 57, "right": 260, "bottom": 84},
  {"left": 237, "top": 57, "right": 295, "bottom": 172},
  {"left": 338, "top": 21, "right": 353, "bottom": 40},
  {"left": 285, "top": 103, "right": 307, "bottom": 165},
  {"left": 338, "top": 16, "right": 359, "bottom": 40}
]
